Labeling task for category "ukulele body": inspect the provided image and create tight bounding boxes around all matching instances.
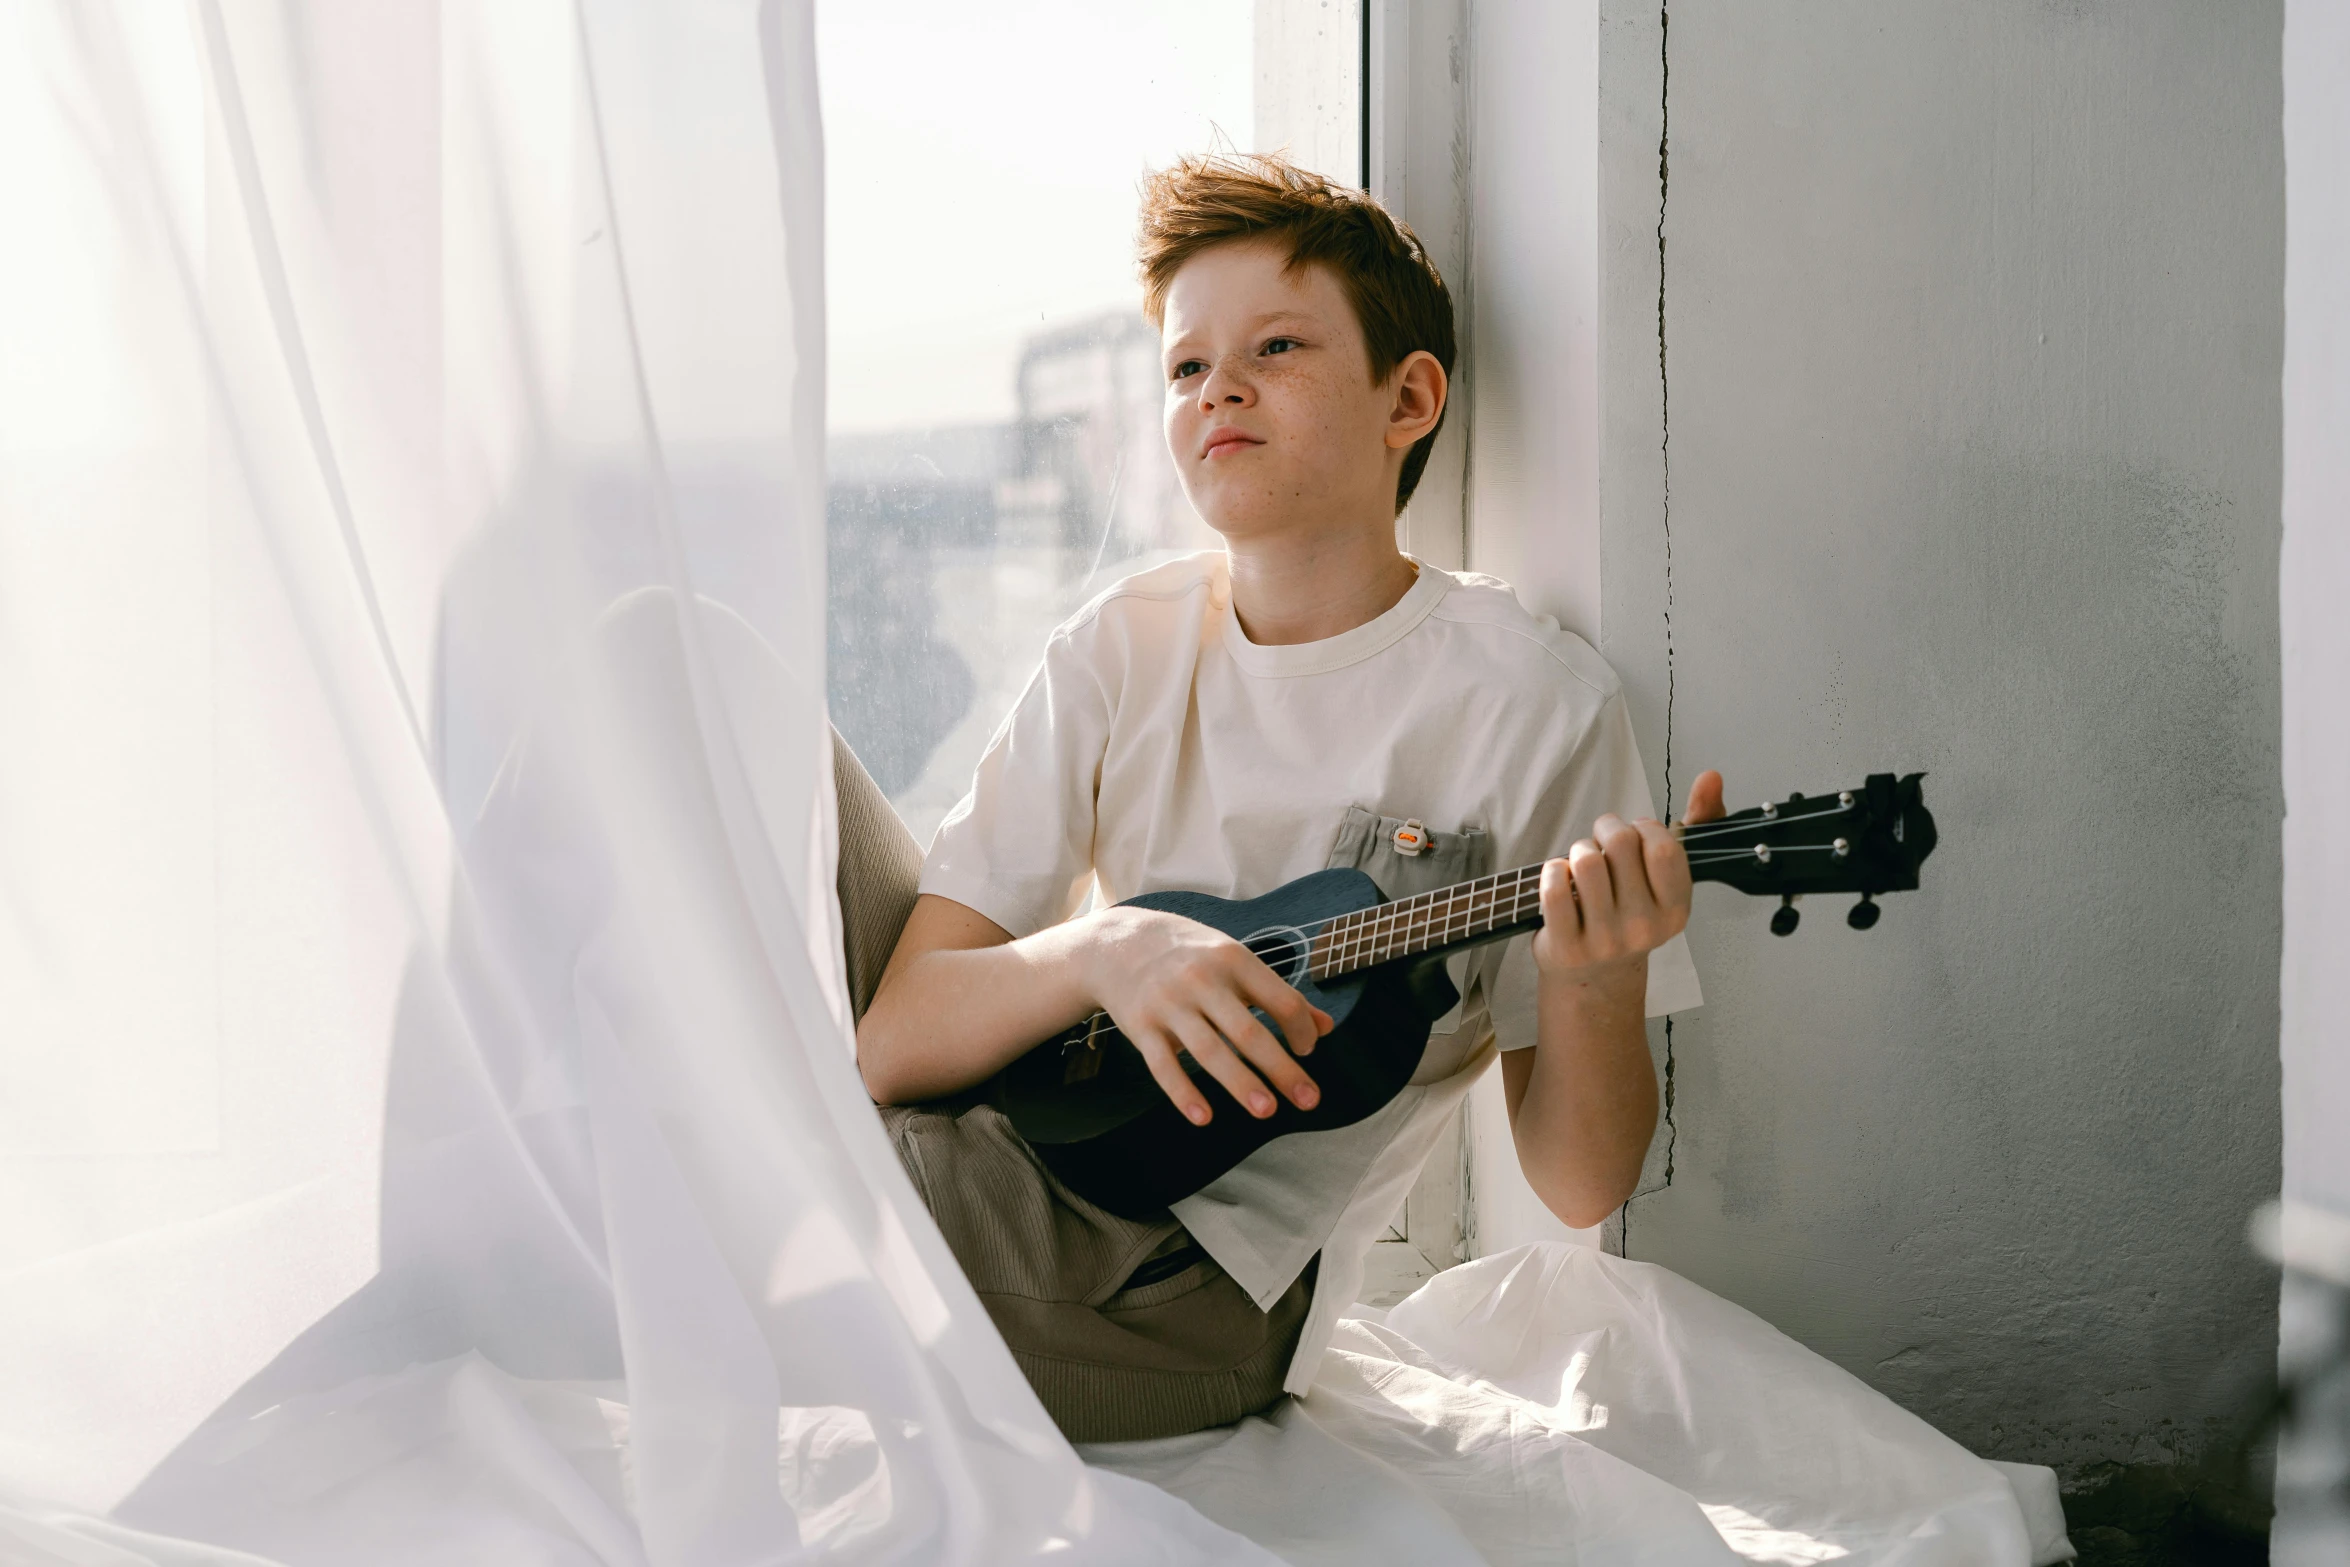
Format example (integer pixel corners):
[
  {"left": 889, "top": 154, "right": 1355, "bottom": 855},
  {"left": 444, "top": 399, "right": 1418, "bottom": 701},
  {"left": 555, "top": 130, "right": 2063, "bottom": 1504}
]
[
  {"left": 985, "top": 772, "right": 1939, "bottom": 1220},
  {"left": 987, "top": 868, "right": 1461, "bottom": 1219}
]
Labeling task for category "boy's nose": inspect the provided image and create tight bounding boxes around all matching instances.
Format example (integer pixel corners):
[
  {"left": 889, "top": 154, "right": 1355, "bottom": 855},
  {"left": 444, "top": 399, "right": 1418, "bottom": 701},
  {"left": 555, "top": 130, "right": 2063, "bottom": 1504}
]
[{"left": 1198, "top": 357, "right": 1256, "bottom": 409}]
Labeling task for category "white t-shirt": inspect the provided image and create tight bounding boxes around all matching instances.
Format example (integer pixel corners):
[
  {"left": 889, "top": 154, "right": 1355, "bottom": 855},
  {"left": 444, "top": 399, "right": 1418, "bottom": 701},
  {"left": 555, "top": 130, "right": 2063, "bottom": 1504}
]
[{"left": 921, "top": 551, "right": 1702, "bottom": 1390}]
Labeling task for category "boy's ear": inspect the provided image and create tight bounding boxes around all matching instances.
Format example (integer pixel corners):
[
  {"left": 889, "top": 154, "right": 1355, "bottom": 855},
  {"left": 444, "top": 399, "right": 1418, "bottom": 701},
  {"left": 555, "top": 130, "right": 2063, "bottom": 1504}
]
[{"left": 1384, "top": 350, "right": 1448, "bottom": 450}]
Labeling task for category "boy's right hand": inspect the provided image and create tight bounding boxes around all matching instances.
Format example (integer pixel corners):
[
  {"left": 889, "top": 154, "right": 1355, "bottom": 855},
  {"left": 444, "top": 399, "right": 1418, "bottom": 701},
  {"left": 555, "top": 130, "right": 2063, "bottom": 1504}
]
[{"left": 1079, "top": 906, "right": 1331, "bottom": 1127}]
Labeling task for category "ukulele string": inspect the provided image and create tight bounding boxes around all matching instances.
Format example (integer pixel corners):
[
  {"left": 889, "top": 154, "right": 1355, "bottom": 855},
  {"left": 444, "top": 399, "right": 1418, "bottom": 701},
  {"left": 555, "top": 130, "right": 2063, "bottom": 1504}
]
[
  {"left": 1231, "top": 869, "right": 1555, "bottom": 981},
  {"left": 1275, "top": 822, "right": 1866, "bottom": 965},
  {"left": 1683, "top": 842, "right": 1851, "bottom": 863},
  {"left": 1179, "top": 827, "right": 1862, "bottom": 976},
  {"left": 1058, "top": 869, "right": 1553, "bottom": 1034},
  {"left": 1245, "top": 832, "right": 1861, "bottom": 978},
  {"left": 1676, "top": 801, "right": 1855, "bottom": 841},
  {"left": 1066, "top": 816, "right": 1879, "bottom": 1031}
]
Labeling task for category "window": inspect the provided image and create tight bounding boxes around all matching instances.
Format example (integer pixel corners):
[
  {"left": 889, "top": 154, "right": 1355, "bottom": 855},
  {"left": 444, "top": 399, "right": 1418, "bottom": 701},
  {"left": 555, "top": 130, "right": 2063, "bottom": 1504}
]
[{"left": 819, "top": 1, "right": 1360, "bottom": 843}]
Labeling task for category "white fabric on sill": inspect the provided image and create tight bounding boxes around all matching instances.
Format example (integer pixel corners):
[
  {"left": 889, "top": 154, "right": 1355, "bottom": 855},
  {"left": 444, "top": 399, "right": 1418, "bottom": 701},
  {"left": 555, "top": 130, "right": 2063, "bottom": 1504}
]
[
  {"left": 918, "top": 550, "right": 1702, "bottom": 1387},
  {"left": 1088, "top": 1244, "right": 2077, "bottom": 1567},
  {"left": 0, "top": 1245, "right": 2071, "bottom": 1567}
]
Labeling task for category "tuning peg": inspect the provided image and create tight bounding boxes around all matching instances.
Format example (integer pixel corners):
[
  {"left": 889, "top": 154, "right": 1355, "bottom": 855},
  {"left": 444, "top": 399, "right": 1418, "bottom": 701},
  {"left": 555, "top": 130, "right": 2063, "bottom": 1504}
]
[
  {"left": 1847, "top": 894, "right": 1881, "bottom": 931},
  {"left": 1770, "top": 896, "right": 1801, "bottom": 937}
]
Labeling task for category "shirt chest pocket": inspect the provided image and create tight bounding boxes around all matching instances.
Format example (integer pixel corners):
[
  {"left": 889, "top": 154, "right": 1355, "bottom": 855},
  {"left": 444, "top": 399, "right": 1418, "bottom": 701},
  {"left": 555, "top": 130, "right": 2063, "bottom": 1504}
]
[{"left": 1324, "top": 805, "right": 1493, "bottom": 899}]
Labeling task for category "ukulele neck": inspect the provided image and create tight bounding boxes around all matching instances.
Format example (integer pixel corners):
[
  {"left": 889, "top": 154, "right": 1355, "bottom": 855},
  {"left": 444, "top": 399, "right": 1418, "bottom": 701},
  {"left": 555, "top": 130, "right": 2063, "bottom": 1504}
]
[
  {"left": 1307, "top": 773, "right": 1936, "bottom": 979},
  {"left": 1308, "top": 864, "right": 1548, "bottom": 980},
  {"left": 1307, "top": 853, "right": 1763, "bottom": 981}
]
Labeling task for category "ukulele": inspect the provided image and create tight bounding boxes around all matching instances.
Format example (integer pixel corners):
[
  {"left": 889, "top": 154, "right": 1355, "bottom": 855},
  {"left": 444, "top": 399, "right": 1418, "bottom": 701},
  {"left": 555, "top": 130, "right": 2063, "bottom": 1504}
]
[{"left": 988, "top": 773, "right": 1938, "bottom": 1219}]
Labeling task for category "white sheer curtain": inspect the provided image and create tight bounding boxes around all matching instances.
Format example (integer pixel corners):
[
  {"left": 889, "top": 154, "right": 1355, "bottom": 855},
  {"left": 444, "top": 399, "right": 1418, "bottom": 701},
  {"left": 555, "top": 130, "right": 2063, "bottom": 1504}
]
[{"left": 0, "top": 3, "right": 1268, "bottom": 1560}]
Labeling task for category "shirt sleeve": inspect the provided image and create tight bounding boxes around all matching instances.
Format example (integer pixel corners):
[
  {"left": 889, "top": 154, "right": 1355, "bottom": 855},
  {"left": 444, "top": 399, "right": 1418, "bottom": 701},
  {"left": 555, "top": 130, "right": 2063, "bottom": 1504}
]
[
  {"left": 917, "top": 628, "right": 1109, "bottom": 939},
  {"left": 1489, "top": 691, "right": 1705, "bottom": 1050}
]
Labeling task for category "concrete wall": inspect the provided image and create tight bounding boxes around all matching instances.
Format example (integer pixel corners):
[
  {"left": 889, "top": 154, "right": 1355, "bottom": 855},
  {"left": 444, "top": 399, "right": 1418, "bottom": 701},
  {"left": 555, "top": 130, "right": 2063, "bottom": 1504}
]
[
  {"left": 1367, "top": 0, "right": 1472, "bottom": 575},
  {"left": 2277, "top": 3, "right": 2350, "bottom": 1557},
  {"left": 2281, "top": 0, "right": 2350, "bottom": 1233},
  {"left": 1459, "top": 0, "right": 1602, "bottom": 644},
  {"left": 1596, "top": 0, "right": 2285, "bottom": 1539}
]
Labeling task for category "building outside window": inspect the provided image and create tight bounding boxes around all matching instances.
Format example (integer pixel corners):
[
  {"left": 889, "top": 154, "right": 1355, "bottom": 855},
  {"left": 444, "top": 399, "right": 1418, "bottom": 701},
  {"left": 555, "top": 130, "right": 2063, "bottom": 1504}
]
[{"left": 819, "top": 0, "right": 1355, "bottom": 844}]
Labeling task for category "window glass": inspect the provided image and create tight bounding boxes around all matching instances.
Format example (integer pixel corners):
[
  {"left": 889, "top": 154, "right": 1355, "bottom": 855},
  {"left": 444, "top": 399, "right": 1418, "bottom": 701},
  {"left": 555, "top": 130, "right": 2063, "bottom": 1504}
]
[{"left": 818, "top": 3, "right": 1257, "bottom": 844}]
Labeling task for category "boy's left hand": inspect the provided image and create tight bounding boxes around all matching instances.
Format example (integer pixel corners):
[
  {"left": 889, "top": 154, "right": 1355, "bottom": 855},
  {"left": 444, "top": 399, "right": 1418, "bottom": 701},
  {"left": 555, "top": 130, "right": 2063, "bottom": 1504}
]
[{"left": 1533, "top": 770, "right": 1725, "bottom": 978}]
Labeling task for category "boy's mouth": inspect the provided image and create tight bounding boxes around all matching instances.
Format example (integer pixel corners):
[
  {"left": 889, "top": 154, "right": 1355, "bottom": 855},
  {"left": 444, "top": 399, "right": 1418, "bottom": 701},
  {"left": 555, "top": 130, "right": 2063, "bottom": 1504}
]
[{"left": 1201, "top": 427, "right": 1264, "bottom": 460}]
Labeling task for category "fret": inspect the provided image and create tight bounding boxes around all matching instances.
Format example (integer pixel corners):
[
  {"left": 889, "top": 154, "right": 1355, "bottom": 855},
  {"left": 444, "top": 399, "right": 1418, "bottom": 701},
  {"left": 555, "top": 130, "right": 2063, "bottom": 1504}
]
[
  {"left": 1312, "top": 865, "right": 1471, "bottom": 978},
  {"left": 1307, "top": 858, "right": 1595, "bottom": 981}
]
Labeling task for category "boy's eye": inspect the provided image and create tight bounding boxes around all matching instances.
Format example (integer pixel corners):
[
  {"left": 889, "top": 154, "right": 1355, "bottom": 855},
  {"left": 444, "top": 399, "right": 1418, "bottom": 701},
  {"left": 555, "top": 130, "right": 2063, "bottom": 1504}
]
[
  {"left": 1170, "top": 359, "right": 1207, "bottom": 381},
  {"left": 1262, "top": 337, "right": 1299, "bottom": 356}
]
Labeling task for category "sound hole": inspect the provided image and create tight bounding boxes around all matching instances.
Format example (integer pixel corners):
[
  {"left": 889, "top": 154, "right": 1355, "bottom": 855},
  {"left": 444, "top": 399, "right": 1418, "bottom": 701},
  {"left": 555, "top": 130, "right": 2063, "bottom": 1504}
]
[{"left": 1242, "top": 924, "right": 1312, "bottom": 986}]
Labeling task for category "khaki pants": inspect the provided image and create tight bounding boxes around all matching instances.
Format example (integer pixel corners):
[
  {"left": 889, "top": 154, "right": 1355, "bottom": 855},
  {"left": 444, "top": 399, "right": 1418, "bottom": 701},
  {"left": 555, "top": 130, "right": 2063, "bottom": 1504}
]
[
  {"left": 835, "top": 731, "right": 1307, "bottom": 1441},
  {"left": 882, "top": 1099, "right": 1310, "bottom": 1442}
]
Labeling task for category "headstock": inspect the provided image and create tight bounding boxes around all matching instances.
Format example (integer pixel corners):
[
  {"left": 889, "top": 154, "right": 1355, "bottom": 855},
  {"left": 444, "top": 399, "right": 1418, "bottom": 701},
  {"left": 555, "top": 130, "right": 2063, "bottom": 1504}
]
[{"left": 1680, "top": 772, "right": 1937, "bottom": 934}]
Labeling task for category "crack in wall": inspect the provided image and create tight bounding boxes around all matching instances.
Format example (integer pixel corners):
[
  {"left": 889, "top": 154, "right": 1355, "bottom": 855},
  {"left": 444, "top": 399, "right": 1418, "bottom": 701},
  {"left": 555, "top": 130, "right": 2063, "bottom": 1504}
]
[
  {"left": 1655, "top": 3, "right": 1676, "bottom": 1203},
  {"left": 1626, "top": 0, "right": 1677, "bottom": 1256},
  {"left": 1657, "top": 0, "right": 1674, "bottom": 812}
]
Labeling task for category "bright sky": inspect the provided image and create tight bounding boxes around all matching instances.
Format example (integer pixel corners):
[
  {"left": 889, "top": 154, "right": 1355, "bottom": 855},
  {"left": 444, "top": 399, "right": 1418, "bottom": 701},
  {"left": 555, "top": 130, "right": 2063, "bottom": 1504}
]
[{"left": 816, "top": 0, "right": 1253, "bottom": 435}]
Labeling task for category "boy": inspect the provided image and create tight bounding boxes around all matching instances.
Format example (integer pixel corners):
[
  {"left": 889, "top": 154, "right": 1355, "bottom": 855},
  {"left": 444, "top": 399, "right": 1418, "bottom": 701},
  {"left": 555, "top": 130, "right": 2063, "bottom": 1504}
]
[{"left": 858, "top": 154, "right": 1722, "bottom": 1441}]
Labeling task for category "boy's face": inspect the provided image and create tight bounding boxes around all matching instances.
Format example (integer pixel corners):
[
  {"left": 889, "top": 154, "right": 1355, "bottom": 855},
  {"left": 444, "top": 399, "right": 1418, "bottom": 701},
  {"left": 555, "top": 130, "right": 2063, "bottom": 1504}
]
[{"left": 1159, "top": 241, "right": 1441, "bottom": 546}]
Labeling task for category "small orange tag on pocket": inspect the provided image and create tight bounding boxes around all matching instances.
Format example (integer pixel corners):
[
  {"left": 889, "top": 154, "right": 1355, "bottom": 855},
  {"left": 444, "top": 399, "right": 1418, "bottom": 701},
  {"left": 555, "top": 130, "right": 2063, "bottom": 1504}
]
[{"left": 1392, "top": 818, "right": 1430, "bottom": 856}]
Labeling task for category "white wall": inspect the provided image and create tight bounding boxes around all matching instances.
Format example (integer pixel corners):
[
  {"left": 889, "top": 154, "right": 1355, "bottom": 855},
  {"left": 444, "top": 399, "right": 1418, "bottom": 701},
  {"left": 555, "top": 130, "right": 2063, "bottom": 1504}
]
[
  {"left": 1366, "top": 0, "right": 1470, "bottom": 574},
  {"left": 2276, "top": 5, "right": 2350, "bottom": 1550},
  {"left": 1597, "top": 0, "right": 2284, "bottom": 1531},
  {"left": 1460, "top": 0, "right": 1602, "bottom": 647},
  {"left": 2280, "top": 0, "right": 2350, "bottom": 1237}
]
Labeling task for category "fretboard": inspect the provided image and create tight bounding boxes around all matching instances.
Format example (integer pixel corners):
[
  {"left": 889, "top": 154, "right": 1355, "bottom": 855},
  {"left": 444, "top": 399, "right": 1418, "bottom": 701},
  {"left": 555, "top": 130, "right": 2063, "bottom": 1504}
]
[
  {"left": 1305, "top": 850, "right": 1766, "bottom": 978},
  {"left": 1308, "top": 863, "right": 1548, "bottom": 979}
]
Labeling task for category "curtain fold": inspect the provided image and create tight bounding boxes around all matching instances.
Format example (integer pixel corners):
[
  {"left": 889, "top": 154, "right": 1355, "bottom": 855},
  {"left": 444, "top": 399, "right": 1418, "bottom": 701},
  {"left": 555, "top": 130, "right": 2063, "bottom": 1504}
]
[{"left": 0, "top": 4, "right": 1269, "bottom": 1560}]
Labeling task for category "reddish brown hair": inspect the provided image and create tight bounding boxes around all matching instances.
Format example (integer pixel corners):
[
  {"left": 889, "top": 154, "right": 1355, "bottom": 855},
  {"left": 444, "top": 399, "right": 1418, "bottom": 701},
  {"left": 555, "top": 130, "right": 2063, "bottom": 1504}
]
[{"left": 1138, "top": 153, "right": 1456, "bottom": 514}]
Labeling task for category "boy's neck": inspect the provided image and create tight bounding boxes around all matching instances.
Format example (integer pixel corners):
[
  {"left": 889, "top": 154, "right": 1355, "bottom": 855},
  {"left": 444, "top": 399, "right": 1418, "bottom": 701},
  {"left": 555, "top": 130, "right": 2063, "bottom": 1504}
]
[{"left": 1223, "top": 523, "right": 1419, "bottom": 647}]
